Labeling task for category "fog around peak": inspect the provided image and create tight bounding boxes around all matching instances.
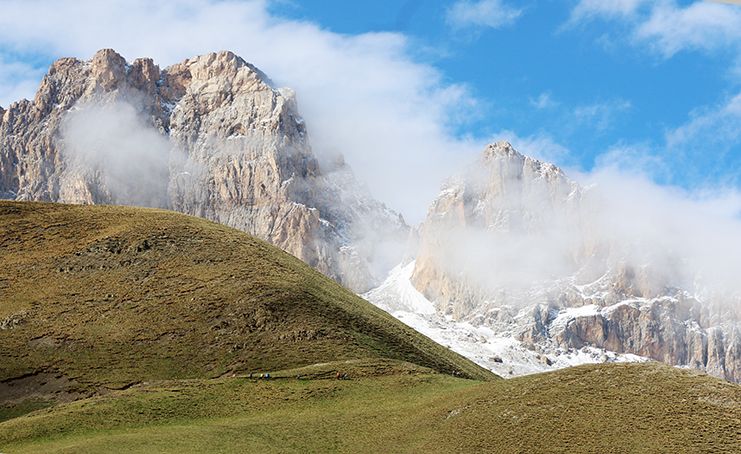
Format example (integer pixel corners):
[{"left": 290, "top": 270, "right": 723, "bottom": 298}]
[{"left": 60, "top": 101, "right": 173, "bottom": 207}]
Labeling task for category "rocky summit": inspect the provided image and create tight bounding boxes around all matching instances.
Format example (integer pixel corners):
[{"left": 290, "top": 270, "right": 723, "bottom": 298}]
[
  {"left": 0, "top": 49, "right": 408, "bottom": 292},
  {"left": 403, "top": 141, "right": 741, "bottom": 382}
]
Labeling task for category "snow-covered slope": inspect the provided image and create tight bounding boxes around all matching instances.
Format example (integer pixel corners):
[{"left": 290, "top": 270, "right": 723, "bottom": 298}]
[{"left": 364, "top": 261, "right": 648, "bottom": 378}]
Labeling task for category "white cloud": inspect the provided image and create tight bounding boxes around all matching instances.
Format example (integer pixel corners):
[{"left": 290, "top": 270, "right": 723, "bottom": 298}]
[
  {"left": 569, "top": 0, "right": 741, "bottom": 58},
  {"left": 589, "top": 91, "right": 741, "bottom": 192},
  {"left": 666, "top": 92, "right": 741, "bottom": 148},
  {"left": 592, "top": 143, "right": 670, "bottom": 180},
  {"left": 579, "top": 168, "right": 741, "bottom": 297},
  {"left": 0, "top": 0, "right": 487, "bottom": 223},
  {"left": 573, "top": 99, "right": 632, "bottom": 132},
  {"left": 636, "top": 1, "right": 741, "bottom": 57},
  {"left": 565, "top": 1, "right": 741, "bottom": 186},
  {"left": 570, "top": 0, "right": 648, "bottom": 22},
  {"left": 446, "top": 0, "right": 523, "bottom": 29},
  {"left": 529, "top": 92, "right": 557, "bottom": 110},
  {"left": 0, "top": 57, "right": 46, "bottom": 107},
  {"left": 661, "top": 91, "right": 741, "bottom": 187},
  {"left": 60, "top": 101, "right": 173, "bottom": 207}
]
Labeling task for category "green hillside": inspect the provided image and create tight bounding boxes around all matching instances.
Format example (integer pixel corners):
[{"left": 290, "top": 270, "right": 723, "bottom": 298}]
[
  {"left": 0, "top": 201, "right": 495, "bottom": 404},
  {"left": 0, "top": 361, "right": 738, "bottom": 453}
]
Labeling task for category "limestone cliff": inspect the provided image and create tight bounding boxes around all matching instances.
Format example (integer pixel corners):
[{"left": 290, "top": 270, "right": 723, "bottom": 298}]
[
  {"left": 0, "top": 49, "right": 407, "bottom": 292},
  {"left": 409, "top": 141, "right": 741, "bottom": 382}
]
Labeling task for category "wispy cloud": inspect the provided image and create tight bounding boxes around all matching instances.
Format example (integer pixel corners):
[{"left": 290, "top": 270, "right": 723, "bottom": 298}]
[
  {"left": 446, "top": 0, "right": 523, "bottom": 30},
  {"left": 0, "top": 56, "right": 46, "bottom": 107},
  {"left": 569, "top": 0, "right": 741, "bottom": 58},
  {"left": 566, "top": 1, "right": 741, "bottom": 189},
  {"left": 667, "top": 92, "right": 741, "bottom": 147},
  {"left": 636, "top": 1, "right": 741, "bottom": 57},
  {"left": 60, "top": 101, "right": 172, "bottom": 207},
  {"left": 569, "top": 0, "right": 648, "bottom": 22},
  {"left": 574, "top": 99, "right": 632, "bottom": 132},
  {"left": 493, "top": 129, "right": 571, "bottom": 164},
  {"left": 592, "top": 91, "right": 741, "bottom": 188},
  {"left": 592, "top": 142, "right": 670, "bottom": 180},
  {"left": 664, "top": 91, "right": 741, "bottom": 186},
  {"left": 529, "top": 92, "right": 557, "bottom": 110}
]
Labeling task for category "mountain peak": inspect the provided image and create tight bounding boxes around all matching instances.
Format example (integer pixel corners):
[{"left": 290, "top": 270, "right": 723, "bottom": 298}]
[
  {"left": 185, "top": 50, "right": 247, "bottom": 69},
  {"left": 0, "top": 48, "right": 409, "bottom": 294},
  {"left": 91, "top": 48, "right": 126, "bottom": 66},
  {"left": 48, "top": 49, "right": 276, "bottom": 93},
  {"left": 89, "top": 48, "right": 129, "bottom": 91},
  {"left": 483, "top": 140, "right": 521, "bottom": 160},
  {"left": 168, "top": 50, "right": 275, "bottom": 88},
  {"left": 479, "top": 141, "right": 567, "bottom": 182}
]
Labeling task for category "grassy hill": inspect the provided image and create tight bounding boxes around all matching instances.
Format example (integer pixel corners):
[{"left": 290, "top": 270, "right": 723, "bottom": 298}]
[
  {"left": 0, "top": 361, "right": 739, "bottom": 453},
  {"left": 1, "top": 201, "right": 739, "bottom": 453},
  {"left": 0, "top": 201, "right": 495, "bottom": 403}
]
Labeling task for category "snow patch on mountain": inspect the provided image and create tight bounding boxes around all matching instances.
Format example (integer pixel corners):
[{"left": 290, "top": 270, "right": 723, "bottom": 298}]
[{"left": 364, "top": 261, "right": 649, "bottom": 378}]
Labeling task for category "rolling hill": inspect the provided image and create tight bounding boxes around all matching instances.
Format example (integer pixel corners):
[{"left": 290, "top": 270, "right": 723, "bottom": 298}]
[
  {"left": 0, "top": 201, "right": 494, "bottom": 404},
  {"left": 0, "top": 361, "right": 739, "bottom": 453}
]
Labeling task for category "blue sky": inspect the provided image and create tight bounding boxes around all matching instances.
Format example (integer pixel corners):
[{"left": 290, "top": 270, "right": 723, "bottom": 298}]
[
  {"left": 269, "top": 0, "right": 741, "bottom": 186},
  {"left": 0, "top": 0, "right": 740, "bottom": 220}
]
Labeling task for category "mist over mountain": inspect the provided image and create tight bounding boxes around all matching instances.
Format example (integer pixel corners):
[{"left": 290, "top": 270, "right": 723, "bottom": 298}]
[{"left": 385, "top": 142, "right": 741, "bottom": 382}]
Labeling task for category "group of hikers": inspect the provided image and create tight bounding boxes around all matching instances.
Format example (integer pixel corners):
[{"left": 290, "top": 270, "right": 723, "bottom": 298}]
[
  {"left": 245, "top": 371, "right": 350, "bottom": 380},
  {"left": 248, "top": 372, "right": 271, "bottom": 380}
]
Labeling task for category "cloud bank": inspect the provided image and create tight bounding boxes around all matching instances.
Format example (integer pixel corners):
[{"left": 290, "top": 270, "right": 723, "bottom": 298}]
[
  {"left": 581, "top": 167, "right": 741, "bottom": 299},
  {"left": 429, "top": 153, "right": 741, "bottom": 302}
]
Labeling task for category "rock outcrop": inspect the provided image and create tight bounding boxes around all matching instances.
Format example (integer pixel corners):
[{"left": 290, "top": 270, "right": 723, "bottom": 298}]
[
  {"left": 409, "top": 141, "right": 741, "bottom": 382},
  {"left": 0, "top": 49, "right": 408, "bottom": 292},
  {"left": 412, "top": 142, "right": 583, "bottom": 318}
]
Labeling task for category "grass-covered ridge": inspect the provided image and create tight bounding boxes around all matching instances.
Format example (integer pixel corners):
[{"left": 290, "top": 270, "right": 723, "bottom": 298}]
[
  {"left": 0, "top": 201, "right": 495, "bottom": 400},
  {"left": 0, "top": 361, "right": 739, "bottom": 453}
]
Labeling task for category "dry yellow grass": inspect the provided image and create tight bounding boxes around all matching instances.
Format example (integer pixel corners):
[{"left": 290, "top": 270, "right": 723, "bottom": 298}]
[{"left": 0, "top": 201, "right": 494, "bottom": 400}]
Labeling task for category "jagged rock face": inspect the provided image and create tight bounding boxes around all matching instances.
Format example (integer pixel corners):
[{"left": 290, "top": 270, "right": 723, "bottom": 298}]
[
  {"left": 516, "top": 296, "right": 741, "bottom": 382},
  {"left": 411, "top": 141, "right": 741, "bottom": 382},
  {"left": 0, "top": 49, "right": 407, "bottom": 292},
  {"left": 412, "top": 142, "right": 585, "bottom": 317}
]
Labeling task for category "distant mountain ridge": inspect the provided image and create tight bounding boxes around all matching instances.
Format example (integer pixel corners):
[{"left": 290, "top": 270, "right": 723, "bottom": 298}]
[{"left": 392, "top": 141, "right": 741, "bottom": 382}]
